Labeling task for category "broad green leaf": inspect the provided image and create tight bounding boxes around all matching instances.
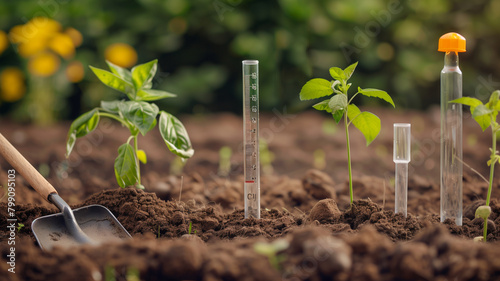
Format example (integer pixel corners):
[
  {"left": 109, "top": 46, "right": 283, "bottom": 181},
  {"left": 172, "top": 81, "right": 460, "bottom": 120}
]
[
  {"left": 333, "top": 110, "right": 343, "bottom": 123},
  {"left": 159, "top": 111, "right": 194, "bottom": 159},
  {"left": 118, "top": 101, "right": 159, "bottom": 136},
  {"left": 358, "top": 88, "right": 395, "bottom": 107},
  {"left": 66, "top": 109, "right": 100, "bottom": 157},
  {"left": 89, "top": 66, "right": 134, "bottom": 98},
  {"left": 328, "top": 94, "right": 347, "bottom": 113},
  {"left": 114, "top": 143, "right": 139, "bottom": 188},
  {"left": 450, "top": 97, "right": 483, "bottom": 107},
  {"left": 343, "top": 62, "right": 358, "bottom": 80},
  {"left": 136, "top": 149, "right": 147, "bottom": 164},
  {"left": 350, "top": 111, "right": 381, "bottom": 146},
  {"left": 100, "top": 100, "right": 123, "bottom": 114},
  {"left": 299, "top": 78, "right": 333, "bottom": 100},
  {"left": 106, "top": 61, "right": 132, "bottom": 83},
  {"left": 346, "top": 104, "right": 361, "bottom": 121},
  {"left": 312, "top": 100, "right": 332, "bottom": 113},
  {"left": 472, "top": 104, "right": 493, "bottom": 131},
  {"left": 329, "top": 67, "right": 346, "bottom": 81},
  {"left": 131, "top": 59, "right": 158, "bottom": 91},
  {"left": 136, "top": 89, "right": 176, "bottom": 102},
  {"left": 488, "top": 90, "right": 500, "bottom": 108}
]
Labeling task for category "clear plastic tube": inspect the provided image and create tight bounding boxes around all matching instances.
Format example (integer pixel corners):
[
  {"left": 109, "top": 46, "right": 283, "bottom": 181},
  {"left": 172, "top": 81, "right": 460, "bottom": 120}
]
[
  {"left": 394, "top": 123, "right": 411, "bottom": 217},
  {"left": 440, "top": 51, "right": 463, "bottom": 226},
  {"left": 242, "top": 60, "right": 260, "bottom": 219}
]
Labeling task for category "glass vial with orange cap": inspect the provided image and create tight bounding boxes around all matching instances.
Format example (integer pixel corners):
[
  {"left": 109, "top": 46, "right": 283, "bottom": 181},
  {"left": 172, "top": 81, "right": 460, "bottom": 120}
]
[{"left": 438, "top": 32, "right": 466, "bottom": 226}]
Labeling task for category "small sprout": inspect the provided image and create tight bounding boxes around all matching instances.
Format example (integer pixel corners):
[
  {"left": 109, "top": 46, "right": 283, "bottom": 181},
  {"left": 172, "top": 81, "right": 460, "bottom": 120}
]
[
  {"left": 473, "top": 236, "right": 484, "bottom": 243},
  {"left": 299, "top": 62, "right": 394, "bottom": 204},
  {"left": 313, "top": 149, "right": 326, "bottom": 170},
  {"left": 260, "top": 138, "right": 274, "bottom": 175},
  {"left": 218, "top": 146, "right": 232, "bottom": 177},
  {"left": 254, "top": 239, "right": 289, "bottom": 270},
  {"left": 451, "top": 89, "right": 500, "bottom": 241},
  {"left": 187, "top": 221, "right": 197, "bottom": 235},
  {"left": 475, "top": 205, "right": 491, "bottom": 220},
  {"left": 66, "top": 59, "right": 194, "bottom": 189},
  {"left": 17, "top": 223, "right": 24, "bottom": 232},
  {"left": 126, "top": 267, "right": 140, "bottom": 281}
]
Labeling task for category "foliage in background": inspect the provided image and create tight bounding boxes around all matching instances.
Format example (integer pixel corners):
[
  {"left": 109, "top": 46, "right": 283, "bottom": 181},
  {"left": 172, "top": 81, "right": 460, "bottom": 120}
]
[
  {"left": 66, "top": 59, "right": 194, "bottom": 189},
  {"left": 451, "top": 90, "right": 500, "bottom": 242},
  {"left": 300, "top": 62, "right": 394, "bottom": 204},
  {"left": 1, "top": 0, "right": 500, "bottom": 118}
]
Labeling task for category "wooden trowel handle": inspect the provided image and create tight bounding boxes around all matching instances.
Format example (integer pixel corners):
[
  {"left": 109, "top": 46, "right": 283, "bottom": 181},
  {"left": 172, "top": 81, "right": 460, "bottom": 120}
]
[{"left": 0, "top": 133, "right": 57, "bottom": 201}]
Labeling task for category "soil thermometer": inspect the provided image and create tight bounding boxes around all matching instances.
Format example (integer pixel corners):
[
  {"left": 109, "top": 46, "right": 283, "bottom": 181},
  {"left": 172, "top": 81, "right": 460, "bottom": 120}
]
[
  {"left": 243, "top": 60, "right": 260, "bottom": 219},
  {"left": 394, "top": 123, "right": 411, "bottom": 218},
  {"left": 439, "top": 33, "right": 466, "bottom": 226}
]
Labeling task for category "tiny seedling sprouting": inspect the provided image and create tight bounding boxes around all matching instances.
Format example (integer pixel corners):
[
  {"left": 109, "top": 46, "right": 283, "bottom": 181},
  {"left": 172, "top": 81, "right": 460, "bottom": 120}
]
[
  {"left": 254, "top": 239, "right": 289, "bottom": 270},
  {"left": 451, "top": 90, "right": 500, "bottom": 241},
  {"left": 17, "top": 223, "right": 25, "bottom": 232},
  {"left": 188, "top": 221, "right": 197, "bottom": 235},
  {"left": 66, "top": 59, "right": 194, "bottom": 189},
  {"left": 218, "top": 146, "right": 232, "bottom": 177},
  {"left": 299, "top": 62, "right": 395, "bottom": 204}
]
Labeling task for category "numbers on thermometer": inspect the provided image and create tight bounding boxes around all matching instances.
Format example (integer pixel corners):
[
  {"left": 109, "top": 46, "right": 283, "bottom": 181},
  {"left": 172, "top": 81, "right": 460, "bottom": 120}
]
[
  {"left": 252, "top": 106, "right": 257, "bottom": 112},
  {"left": 251, "top": 117, "right": 257, "bottom": 123}
]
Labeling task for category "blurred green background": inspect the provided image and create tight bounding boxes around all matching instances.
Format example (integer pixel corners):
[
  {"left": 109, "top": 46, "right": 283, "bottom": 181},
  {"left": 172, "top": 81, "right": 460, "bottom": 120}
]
[{"left": 1, "top": 0, "right": 500, "bottom": 123}]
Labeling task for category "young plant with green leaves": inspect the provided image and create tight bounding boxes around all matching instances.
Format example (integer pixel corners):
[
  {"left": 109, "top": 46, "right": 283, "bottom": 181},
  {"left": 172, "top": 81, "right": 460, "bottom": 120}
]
[
  {"left": 299, "top": 62, "right": 394, "bottom": 204},
  {"left": 451, "top": 90, "right": 500, "bottom": 242},
  {"left": 66, "top": 59, "right": 194, "bottom": 189}
]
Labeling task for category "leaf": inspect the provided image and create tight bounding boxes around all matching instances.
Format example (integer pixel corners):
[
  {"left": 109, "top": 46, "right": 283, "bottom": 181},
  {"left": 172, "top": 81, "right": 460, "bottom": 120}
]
[
  {"left": 333, "top": 110, "right": 343, "bottom": 123},
  {"left": 136, "top": 149, "right": 147, "bottom": 164},
  {"left": 114, "top": 143, "right": 139, "bottom": 188},
  {"left": 450, "top": 97, "right": 490, "bottom": 131},
  {"left": 66, "top": 109, "right": 100, "bottom": 157},
  {"left": 106, "top": 61, "right": 132, "bottom": 83},
  {"left": 450, "top": 97, "right": 483, "bottom": 108},
  {"left": 312, "top": 100, "right": 332, "bottom": 113},
  {"left": 159, "top": 111, "right": 194, "bottom": 159},
  {"left": 328, "top": 94, "right": 347, "bottom": 113},
  {"left": 136, "top": 89, "right": 176, "bottom": 101},
  {"left": 346, "top": 104, "right": 361, "bottom": 121},
  {"left": 343, "top": 62, "right": 358, "bottom": 80},
  {"left": 100, "top": 100, "right": 123, "bottom": 114},
  {"left": 329, "top": 67, "right": 346, "bottom": 81},
  {"left": 118, "top": 101, "right": 159, "bottom": 136},
  {"left": 299, "top": 78, "right": 333, "bottom": 101},
  {"left": 89, "top": 66, "right": 134, "bottom": 98},
  {"left": 349, "top": 110, "right": 381, "bottom": 146},
  {"left": 131, "top": 59, "right": 158, "bottom": 91},
  {"left": 358, "top": 88, "right": 395, "bottom": 107}
]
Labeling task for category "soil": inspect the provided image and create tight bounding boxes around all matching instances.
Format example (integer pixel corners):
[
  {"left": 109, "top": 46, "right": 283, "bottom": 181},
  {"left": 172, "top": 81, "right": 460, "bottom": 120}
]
[{"left": 2, "top": 107, "right": 500, "bottom": 280}]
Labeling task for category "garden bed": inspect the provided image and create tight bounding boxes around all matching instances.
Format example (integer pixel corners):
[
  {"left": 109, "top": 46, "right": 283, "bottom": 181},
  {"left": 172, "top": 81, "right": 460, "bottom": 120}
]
[{"left": 2, "top": 108, "right": 500, "bottom": 281}]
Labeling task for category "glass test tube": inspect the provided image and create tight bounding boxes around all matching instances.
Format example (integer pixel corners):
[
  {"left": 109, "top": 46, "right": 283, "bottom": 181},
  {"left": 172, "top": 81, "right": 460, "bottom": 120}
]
[
  {"left": 439, "top": 33, "right": 466, "bottom": 226},
  {"left": 242, "top": 60, "right": 260, "bottom": 219},
  {"left": 394, "top": 123, "right": 411, "bottom": 217}
]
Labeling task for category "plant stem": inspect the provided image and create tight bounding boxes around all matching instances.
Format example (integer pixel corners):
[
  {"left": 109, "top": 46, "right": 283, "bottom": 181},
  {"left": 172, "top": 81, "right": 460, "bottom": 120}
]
[
  {"left": 345, "top": 113, "right": 353, "bottom": 204},
  {"left": 483, "top": 124, "right": 497, "bottom": 241},
  {"left": 134, "top": 134, "right": 141, "bottom": 185},
  {"left": 98, "top": 112, "right": 129, "bottom": 128}
]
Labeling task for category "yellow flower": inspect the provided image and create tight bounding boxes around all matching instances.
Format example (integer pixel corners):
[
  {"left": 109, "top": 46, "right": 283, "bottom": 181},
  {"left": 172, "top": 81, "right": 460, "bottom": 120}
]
[
  {"left": 28, "top": 52, "right": 60, "bottom": 77},
  {"left": 0, "top": 30, "right": 8, "bottom": 55},
  {"left": 0, "top": 67, "right": 26, "bottom": 102},
  {"left": 49, "top": 33, "right": 75, "bottom": 59},
  {"left": 105, "top": 43, "right": 137, "bottom": 68},
  {"left": 65, "top": 60, "right": 84, "bottom": 83},
  {"left": 65, "top": 27, "right": 83, "bottom": 47}
]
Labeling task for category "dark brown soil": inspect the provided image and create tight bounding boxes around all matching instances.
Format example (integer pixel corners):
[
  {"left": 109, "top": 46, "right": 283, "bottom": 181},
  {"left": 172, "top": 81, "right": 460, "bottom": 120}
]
[{"left": 1, "top": 108, "right": 500, "bottom": 280}]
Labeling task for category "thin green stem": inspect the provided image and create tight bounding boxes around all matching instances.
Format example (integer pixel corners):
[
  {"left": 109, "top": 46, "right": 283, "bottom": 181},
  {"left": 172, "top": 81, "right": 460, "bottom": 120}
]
[
  {"left": 483, "top": 122, "right": 498, "bottom": 242},
  {"left": 134, "top": 134, "right": 141, "bottom": 185},
  {"left": 345, "top": 112, "right": 353, "bottom": 205}
]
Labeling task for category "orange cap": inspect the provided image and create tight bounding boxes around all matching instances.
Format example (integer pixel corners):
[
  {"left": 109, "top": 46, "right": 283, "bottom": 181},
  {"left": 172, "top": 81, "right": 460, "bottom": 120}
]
[{"left": 438, "top": 32, "right": 466, "bottom": 52}]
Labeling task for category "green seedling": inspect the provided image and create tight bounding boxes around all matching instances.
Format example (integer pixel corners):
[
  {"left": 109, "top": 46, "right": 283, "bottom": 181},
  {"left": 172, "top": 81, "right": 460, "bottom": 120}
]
[
  {"left": 218, "top": 146, "right": 232, "bottom": 177},
  {"left": 254, "top": 239, "right": 289, "bottom": 271},
  {"left": 299, "top": 62, "right": 394, "bottom": 204},
  {"left": 188, "top": 221, "right": 197, "bottom": 235},
  {"left": 259, "top": 138, "right": 274, "bottom": 175},
  {"left": 66, "top": 59, "right": 194, "bottom": 189},
  {"left": 451, "top": 90, "right": 500, "bottom": 241},
  {"left": 16, "top": 223, "right": 24, "bottom": 232}
]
